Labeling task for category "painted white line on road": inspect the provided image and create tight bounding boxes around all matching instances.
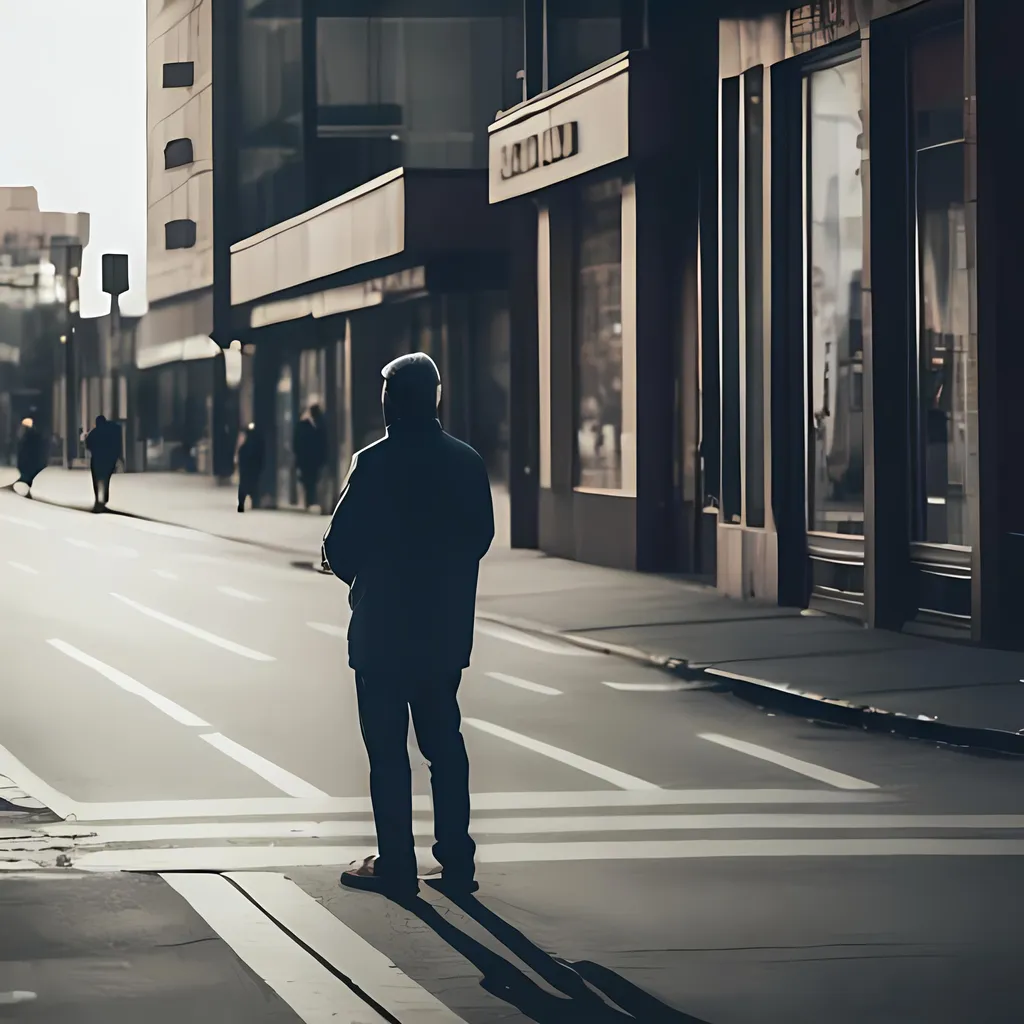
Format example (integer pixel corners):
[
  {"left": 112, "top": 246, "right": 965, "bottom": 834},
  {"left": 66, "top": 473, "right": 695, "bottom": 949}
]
[
  {"left": 602, "top": 681, "right": 691, "bottom": 692},
  {"left": 0, "top": 514, "right": 45, "bottom": 530},
  {"left": 0, "top": 743, "right": 75, "bottom": 820},
  {"left": 34, "top": 813, "right": 1024, "bottom": 849},
  {"left": 475, "top": 620, "right": 597, "bottom": 656},
  {"left": 699, "top": 733, "right": 878, "bottom": 791},
  {"left": 217, "top": 585, "right": 265, "bottom": 603},
  {"left": 230, "top": 872, "right": 468, "bottom": 1023},
  {"left": 199, "top": 733, "right": 328, "bottom": 799},
  {"left": 464, "top": 718, "right": 660, "bottom": 791},
  {"left": 8, "top": 561, "right": 38, "bottom": 575},
  {"left": 75, "top": 836, "right": 1024, "bottom": 872},
  {"left": 65, "top": 537, "right": 98, "bottom": 550},
  {"left": 307, "top": 621, "right": 346, "bottom": 637},
  {"left": 164, "top": 873, "right": 389, "bottom": 1024},
  {"left": 107, "top": 545, "right": 139, "bottom": 558},
  {"left": 153, "top": 569, "right": 178, "bottom": 580},
  {"left": 111, "top": 593, "right": 275, "bottom": 662},
  {"left": 485, "top": 671, "right": 562, "bottom": 696},
  {"left": 56, "top": 788, "right": 890, "bottom": 824},
  {"left": 47, "top": 640, "right": 210, "bottom": 727}
]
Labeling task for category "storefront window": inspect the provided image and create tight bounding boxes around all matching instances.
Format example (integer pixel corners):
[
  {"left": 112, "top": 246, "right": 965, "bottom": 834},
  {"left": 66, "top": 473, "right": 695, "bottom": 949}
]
[
  {"left": 912, "top": 23, "right": 968, "bottom": 547},
  {"left": 575, "top": 177, "right": 623, "bottom": 491},
  {"left": 806, "top": 58, "right": 864, "bottom": 536}
]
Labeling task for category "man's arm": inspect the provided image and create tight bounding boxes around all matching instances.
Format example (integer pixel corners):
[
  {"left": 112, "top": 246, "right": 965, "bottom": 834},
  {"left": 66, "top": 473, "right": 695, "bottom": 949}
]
[{"left": 321, "top": 453, "right": 371, "bottom": 586}]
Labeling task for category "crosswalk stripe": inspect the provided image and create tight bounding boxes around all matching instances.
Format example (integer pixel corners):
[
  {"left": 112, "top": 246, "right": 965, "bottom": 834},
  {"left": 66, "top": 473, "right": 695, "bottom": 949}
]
[
  {"left": 229, "top": 872, "right": 467, "bottom": 1023},
  {"left": 78, "top": 837, "right": 1024, "bottom": 872},
  {"left": 164, "top": 873, "right": 390, "bottom": 1023}
]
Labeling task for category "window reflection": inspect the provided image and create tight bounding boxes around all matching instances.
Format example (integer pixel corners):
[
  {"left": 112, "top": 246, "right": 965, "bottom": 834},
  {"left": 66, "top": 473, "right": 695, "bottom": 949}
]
[
  {"left": 546, "top": 0, "right": 622, "bottom": 89},
  {"left": 575, "top": 178, "right": 623, "bottom": 491},
  {"left": 912, "top": 23, "right": 968, "bottom": 547},
  {"left": 807, "top": 59, "right": 864, "bottom": 536}
]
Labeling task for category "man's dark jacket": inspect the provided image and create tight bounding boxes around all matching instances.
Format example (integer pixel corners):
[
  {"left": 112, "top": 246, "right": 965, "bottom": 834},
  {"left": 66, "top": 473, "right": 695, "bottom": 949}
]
[{"left": 322, "top": 418, "right": 494, "bottom": 678}]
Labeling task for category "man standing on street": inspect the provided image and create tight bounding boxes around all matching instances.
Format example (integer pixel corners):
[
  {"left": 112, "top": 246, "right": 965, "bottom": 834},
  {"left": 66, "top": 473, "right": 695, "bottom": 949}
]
[
  {"left": 85, "top": 415, "right": 123, "bottom": 509},
  {"left": 321, "top": 353, "right": 494, "bottom": 900}
]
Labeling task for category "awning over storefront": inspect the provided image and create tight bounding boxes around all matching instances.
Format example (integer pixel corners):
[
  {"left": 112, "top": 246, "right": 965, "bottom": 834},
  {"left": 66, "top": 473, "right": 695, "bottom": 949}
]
[{"left": 135, "top": 288, "right": 216, "bottom": 369}]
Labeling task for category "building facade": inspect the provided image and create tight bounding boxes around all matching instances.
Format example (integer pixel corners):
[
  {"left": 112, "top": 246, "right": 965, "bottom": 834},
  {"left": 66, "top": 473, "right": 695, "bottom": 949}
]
[
  {"left": 141, "top": 0, "right": 227, "bottom": 475},
  {"left": 714, "top": 0, "right": 1024, "bottom": 648},
  {"left": 213, "top": 1, "right": 521, "bottom": 515}
]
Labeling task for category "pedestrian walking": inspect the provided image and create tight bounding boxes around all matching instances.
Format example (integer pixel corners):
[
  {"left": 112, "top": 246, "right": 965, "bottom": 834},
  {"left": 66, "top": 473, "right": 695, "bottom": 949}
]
[
  {"left": 321, "top": 352, "right": 494, "bottom": 900},
  {"left": 294, "top": 403, "right": 327, "bottom": 511},
  {"left": 236, "top": 422, "right": 264, "bottom": 513},
  {"left": 85, "top": 415, "right": 123, "bottom": 509},
  {"left": 15, "top": 417, "right": 46, "bottom": 497}
]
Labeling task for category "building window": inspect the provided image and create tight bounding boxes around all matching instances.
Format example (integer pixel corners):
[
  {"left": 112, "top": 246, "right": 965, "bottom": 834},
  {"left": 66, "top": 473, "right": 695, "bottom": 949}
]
[
  {"left": 575, "top": 177, "right": 623, "bottom": 491},
  {"left": 744, "top": 65, "right": 766, "bottom": 528},
  {"left": 546, "top": 0, "right": 622, "bottom": 90},
  {"left": 911, "top": 22, "right": 968, "bottom": 548},
  {"left": 806, "top": 57, "right": 864, "bottom": 536},
  {"left": 162, "top": 61, "right": 195, "bottom": 88},
  {"left": 164, "top": 138, "right": 194, "bottom": 169},
  {"left": 165, "top": 219, "right": 197, "bottom": 250},
  {"left": 720, "top": 76, "right": 742, "bottom": 524}
]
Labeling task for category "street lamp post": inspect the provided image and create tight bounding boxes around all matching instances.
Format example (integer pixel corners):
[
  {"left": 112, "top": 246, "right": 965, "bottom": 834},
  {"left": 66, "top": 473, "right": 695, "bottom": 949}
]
[{"left": 49, "top": 239, "right": 84, "bottom": 470}]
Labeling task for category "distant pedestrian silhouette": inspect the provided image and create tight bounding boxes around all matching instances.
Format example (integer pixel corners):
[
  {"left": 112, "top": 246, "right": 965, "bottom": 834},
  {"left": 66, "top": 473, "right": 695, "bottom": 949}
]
[
  {"left": 85, "top": 415, "right": 123, "bottom": 509},
  {"left": 294, "top": 403, "right": 327, "bottom": 510},
  {"left": 236, "top": 423, "right": 265, "bottom": 513},
  {"left": 15, "top": 417, "right": 46, "bottom": 496},
  {"left": 322, "top": 352, "right": 494, "bottom": 899}
]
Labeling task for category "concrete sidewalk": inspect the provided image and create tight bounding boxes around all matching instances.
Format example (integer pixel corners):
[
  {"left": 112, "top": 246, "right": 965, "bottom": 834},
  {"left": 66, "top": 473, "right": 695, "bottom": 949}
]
[{"left": 5, "top": 466, "right": 1024, "bottom": 750}]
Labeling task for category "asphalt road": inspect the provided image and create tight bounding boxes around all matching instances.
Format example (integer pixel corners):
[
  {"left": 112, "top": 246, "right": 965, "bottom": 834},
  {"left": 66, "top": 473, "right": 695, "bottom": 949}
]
[{"left": 1, "top": 487, "right": 1023, "bottom": 1023}]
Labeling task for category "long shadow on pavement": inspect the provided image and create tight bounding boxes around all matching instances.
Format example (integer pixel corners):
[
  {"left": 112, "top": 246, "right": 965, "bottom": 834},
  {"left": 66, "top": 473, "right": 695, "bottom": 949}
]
[{"left": 400, "top": 888, "right": 709, "bottom": 1023}]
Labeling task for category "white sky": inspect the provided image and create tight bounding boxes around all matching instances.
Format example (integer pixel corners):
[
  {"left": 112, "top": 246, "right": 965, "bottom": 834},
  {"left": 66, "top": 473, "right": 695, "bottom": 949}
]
[{"left": 0, "top": 0, "right": 147, "bottom": 317}]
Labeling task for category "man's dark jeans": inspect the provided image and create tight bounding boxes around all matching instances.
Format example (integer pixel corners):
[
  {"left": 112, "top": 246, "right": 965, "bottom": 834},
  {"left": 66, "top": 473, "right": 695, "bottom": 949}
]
[
  {"left": 355, "top": 671, "right": 475, "bottom": 885},
  {"left": 91, "top": 466, "right": 113, "bottom": 506}
]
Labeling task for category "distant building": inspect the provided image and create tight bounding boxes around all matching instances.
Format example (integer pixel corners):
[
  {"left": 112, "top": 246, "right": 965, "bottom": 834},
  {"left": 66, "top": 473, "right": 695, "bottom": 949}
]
[
  {"left": 138, "top": 0, "right": 221, "bottom": 474},
  {"left": 0, "top": 186, "right": 89, "bottom": 464}
]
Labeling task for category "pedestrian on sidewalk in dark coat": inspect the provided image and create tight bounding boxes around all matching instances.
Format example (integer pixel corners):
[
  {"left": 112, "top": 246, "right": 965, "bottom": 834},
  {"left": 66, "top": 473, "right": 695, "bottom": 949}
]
[
  {"left": 322, "top": 352, "right": 494, "bottom": 900},
  {"left": 294, "top": 403, "right": 327, "bottom": 511},
  {"left": 85, "top": 415, "right": 122, "bottom": 510},
  {"left": 15, "top": 417, "right": 46, "bottom": 497},
  {"left": 236, "top": 422, "right": 264, "bottom": 513}
]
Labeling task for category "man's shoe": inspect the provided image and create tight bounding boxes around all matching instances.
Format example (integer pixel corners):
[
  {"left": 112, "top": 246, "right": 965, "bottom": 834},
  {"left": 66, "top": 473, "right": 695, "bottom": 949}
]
[
  {"left": 340, "top": 856, "right": 418, "bottom": 900},
  {"left": 427, "top": 875, "right": 480, "bottom": 895}
]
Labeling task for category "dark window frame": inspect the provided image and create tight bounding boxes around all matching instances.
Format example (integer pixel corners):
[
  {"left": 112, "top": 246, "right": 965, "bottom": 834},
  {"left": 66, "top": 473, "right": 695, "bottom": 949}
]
[
  {"left": 164, "top": 138, "right": 195, "bottom": 170},
  {"left": 162, "top": 61, "right": 195, "bottom": 88},
  {"left": 165, "top": 219, "right": 197, "bottom": 250}
]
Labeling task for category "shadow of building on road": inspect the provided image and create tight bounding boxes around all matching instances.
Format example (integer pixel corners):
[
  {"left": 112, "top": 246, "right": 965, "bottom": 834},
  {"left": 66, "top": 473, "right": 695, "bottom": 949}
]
[{"left": 399, "top": 888, "right": 709, "bottom": 1023}]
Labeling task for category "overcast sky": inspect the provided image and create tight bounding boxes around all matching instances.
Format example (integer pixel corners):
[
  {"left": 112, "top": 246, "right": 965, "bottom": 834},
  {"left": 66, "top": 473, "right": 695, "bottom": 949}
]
[{"left": 0, "top": 0, "right": 147, "bottom": 317}]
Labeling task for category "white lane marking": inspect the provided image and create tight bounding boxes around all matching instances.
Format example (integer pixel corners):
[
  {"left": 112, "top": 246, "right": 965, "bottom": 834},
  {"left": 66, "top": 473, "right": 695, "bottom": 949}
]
[
  {"left": 602, "top": 681, "right": 691, "bottom": 692},
  {"left": 217, "top": 585, "right": 265, "bottom": 602},
  {"left": 199, "top": 733, "right": 328, "bottom": 799},
  {"left": 76, "top": 836, "right": 1024, "bottom": 872},
  {"left": 0, "top": 514, "right": 45, "bottom": 530},
  {"left": 47, "top": 640, "right": 210, "bottom": 728},
  {"left": 65, "top": 537, "right": 98, "bottom": 550},
  {"left": 35, "top": 813, "right": 1024, "bottom": 848},
  {"left": 0, "top": 743, "right": 76, "bottom": 820},
  {"left": 8, "top": 561, "right": 38, "bottom": 575},
  {"left": 307, "top": 621, "right": 346, "bottom": 637},
  {"left": 475, "top": 620, "right": 597, "bottom": 656},
  {"left": 485, "top": 672, "right": 562, "bottom": 696},
  {"left": 163, "top": 873, "right": 390, "bottom": 1024},
  {"left": 153, "top": 569, "right": 178, "bottom": 580},
  {"left": 230, "top": 873, "right": 468, "bottom": 1023},
  {"left": 464, "top": 718, "right": 660, "bottom": 791},
  {"left": 52, "top": 788, "right": 891, "bottom": 824},
  {"left": 107, "top": 545, "right": 139, "bottom": 558},
  {"left": 110, "top": 593, "right": 275, "bottom": 662},
  {"left": 699, "top": 733, "right": 878, "bottom": 791}
]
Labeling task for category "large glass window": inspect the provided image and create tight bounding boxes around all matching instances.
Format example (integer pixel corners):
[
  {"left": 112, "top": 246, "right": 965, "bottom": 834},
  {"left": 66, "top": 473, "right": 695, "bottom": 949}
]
[
  {"left": 237, "top": 1, "right": 305, "bottom": 239},
  {"left": 546, "top": 0, "right": 622, "bottom": 89},
  {"left": 313, "top": 3, "right": 522, "bottom": 205},
  {"left": 806, "top": 58, "right": 864, "bottom": 536},
  {"left": 575, "top": 177, "right": 623, "bottom": 491},
  {"left": 911, "top": 23, "right": 968, "bottom": 547}
]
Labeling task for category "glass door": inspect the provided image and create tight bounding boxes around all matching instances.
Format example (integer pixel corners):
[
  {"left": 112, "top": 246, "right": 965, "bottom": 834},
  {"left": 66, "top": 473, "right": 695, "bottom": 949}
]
[{"left": 804, "top": 55, "right": 866, "bottom": 611}]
